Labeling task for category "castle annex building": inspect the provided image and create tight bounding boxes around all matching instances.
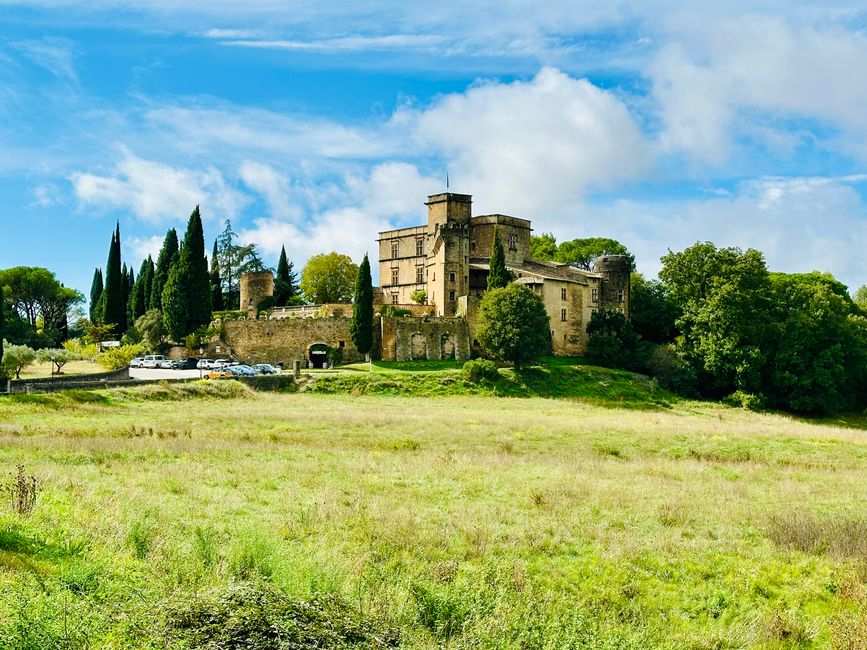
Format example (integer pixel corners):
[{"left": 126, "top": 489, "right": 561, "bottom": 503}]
[{"left": 377, "top": 193, "right": 631, "bottom": 356}]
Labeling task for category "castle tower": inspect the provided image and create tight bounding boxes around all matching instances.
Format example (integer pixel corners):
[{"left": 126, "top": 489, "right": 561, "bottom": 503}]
[
  {"left": 425, "top": 193, "right": 472, "bottom": 317},
  {"left": 592, "top": 255, "right": 631, "bottom": 316},
  {"left": 240, "top": 270, "right": 275, "bottom": 316}
]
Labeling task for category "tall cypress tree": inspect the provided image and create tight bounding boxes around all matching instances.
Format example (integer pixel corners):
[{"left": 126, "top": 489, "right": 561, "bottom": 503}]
[
  {"left": 487, "top": 228, "right": 510, "bottom": 290},
  {"left": 350, "top": 254, "right": 374, "bottom": 360},
  {"left": 181, "top": 205, "right": 212, "bottom": 330},
  {"left": 274, "top": 245, "right": 297, "bottom": 307},
  {"left": 126, "top": 266, "right": 136, "bottom": 327},
  {"left": 121, "top": 263, "right": 130, "bottom": 328},
  {"left": 100, "top": 224, "right": 126, "bottom": 335},
  {"left": 150, "top": 228, "right": 179, "bottom": 311},
  {"left": 210, "top": 240, "right": 224, "bottom": 311},
  {"left": 162, "top": 262, "right": 188, "bottom": 343},
  {"left": 132, "top": 258, "right": 149, "bottom": 321},
  {"left": 89, "top": 268, "right": 103, "bottom": 322},
  {"left": 143, "top": 256, "right": 155, "bottom": 310}
]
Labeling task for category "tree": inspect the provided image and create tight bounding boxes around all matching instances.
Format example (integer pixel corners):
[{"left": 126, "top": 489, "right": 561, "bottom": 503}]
[
  {"left": 854, "top": 285, "right": 867, "bottom": 312},
  {"left": 659, "top": 242, "right": 772, "bottom": 396},
  {"left": 586, "top": 307, "right": 646, "bottom": 370},
  {"left": 143, "top": 256, "right": 155, "bottom": 312},
  {"left": 476, "top": 284, "right": 552, "bottom": 369},
  {"left": 487, "top": 229, "right": 510, "bottom": 290},
  {"left": 1, "top": 341, "right": 36, "bottom": 379},
  {"left": 300, "top": 253, "right": 358, "bottom": 304},
  {"left": 36, "top": 347, "right": 81, "bottom": 375},
  {"left": 411, "top": 289, "right": 427, "bottom": 305},
  {"left": 555, "top": 237, "right": 633, "bottom": 270},
  {"left": 350, "top": 254, "right": 374, "bottom": 359},
  {"left": 210, "top": 241, "right": 224, "bottom": 312},
  {"left": 161, "top": 262, "right": 189, "bottom": 343},
  {"left": 131, "top": 258, "right": 150, "bottom": 321},
  {"left": 274, "top": 246, "right": 298, "bottom": 307},
  {"left": 629, "top": 273, "right": 679, "bottom": 343},
  {"left": 135, "top": 309, "right": 167, "bottom": 352},
  {"left": 529, "top": 233, "right": 558, "bottom": 261},
  {"left": 150, "top": 228, "right": 179, "bottom": 311},
  {"left": 215, "top": 220, "right": 269, "bottom": 309},
  {"left": 89, "top": 268, "right": 103, "bottom": 322},
  {"left": 0, "top": 267, "right": 84, "bottom": 346},
  {"left": 99, "top": 224, "right": 126, "bottom": 336},
  {"left": 125, "top": 265, "right": 135, "bottom": 328},
  {"left": 178, "top": 205, "right": 212, "bottom": 332}
]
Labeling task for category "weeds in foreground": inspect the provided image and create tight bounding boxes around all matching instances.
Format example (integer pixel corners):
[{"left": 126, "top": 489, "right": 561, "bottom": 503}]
[{"left": 5, "top": 466, "right": 38, "bottom": 516}]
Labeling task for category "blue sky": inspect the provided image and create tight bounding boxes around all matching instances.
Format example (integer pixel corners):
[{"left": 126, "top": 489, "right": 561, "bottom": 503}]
[{"left": 3, "top": 1, "right": 867, "bottom": 300}]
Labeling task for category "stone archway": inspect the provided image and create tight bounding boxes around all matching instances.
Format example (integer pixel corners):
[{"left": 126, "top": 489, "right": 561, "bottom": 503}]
[
  {"left": 411, "top": 333, "right": 427, "bottom": 360},
  {"left": 307, "top": 342, "right": 329, "bottom": 369},
  {"left": 441, "top": 334, "right": 456, "bottom": 360}
]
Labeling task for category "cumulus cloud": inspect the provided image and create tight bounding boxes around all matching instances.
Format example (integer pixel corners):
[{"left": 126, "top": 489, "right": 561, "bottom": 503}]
[
  {"left": 409, "top": 67, "right": 652, "bottom": 217},
  {"left": 71, "top": 150, "right": 248, "bottom": 223},
  {"left": 126, "top": 234, "right": 165, "bottom": 266},
  {"left": 239, "top": 160, "right": 300, "bottom": 220}
]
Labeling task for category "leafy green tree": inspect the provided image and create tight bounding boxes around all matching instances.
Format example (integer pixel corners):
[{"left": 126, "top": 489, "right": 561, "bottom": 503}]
[
  {"left": 350, "top": 254, "right": 374, "bottom": 359},
  {"left": 150, "top": 228, "right": 179, "bottom": 311},
  {"left": 36, "top": 347, "right": 81, "bottom": 375},
  {"left": 476, "top": 284, "right": 552, "bottom": 369},
  {"left": 659, "top": 242, "right": 772, "bottom": 396},
  {"left": 411, "top": 289, "right": 427, "bottom": 305},
  {"left": 529, "top": 233, "right": 558, "bottom": 260},
  {"left": 0, "top": 266, "right": 84, "bottom": 346},
  {"left": 214, "top": 220, "right": 268, "bottom": 309},
  {"left": 274, "top": 246, "right": 298, "bottom": 307},
  {"left": 487, "top": 229, "right": 510, "bottom": 290},
  {"left": 300, "top": 252, "right": 359, "bottom": 304},
  {"left": 1, "top": 341, "right": 36, "bottom": 379},
  {"left": 766, "top": 273, "right": 866, "bottom": 414},
  {"left": 556, "top": 237, "right": 633, "bottom": 270},
  {"left": 89, "top": 268, "right": 103, "bottom": 321},
  {"left": 179, "top": 205, "right": 212, "bottom": 332},
  {"left": 586, "top": 307, "right": 646, "bottom": 370},
  {"left": 629, "top": 273, "right": 679, "bottom": 343},
  {"left": 853, "top": 285, "right": 867, "bottom": 312},
  {"left": 99, "top": 224, "right": 126, "bottom": 335},
  {"left": 210, "top": 241, "right": 224, "bottom": 312},
  {"left": 131, "top": 258, "right": 150, "bottom": 321},
  {"left": 135, "top": 309, "right": 167, "bottom": 352}
]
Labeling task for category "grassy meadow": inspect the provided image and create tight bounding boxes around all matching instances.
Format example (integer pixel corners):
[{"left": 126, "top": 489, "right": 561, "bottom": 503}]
[{"left": 0, "top": 368, "right": 865, "bottom": 648}]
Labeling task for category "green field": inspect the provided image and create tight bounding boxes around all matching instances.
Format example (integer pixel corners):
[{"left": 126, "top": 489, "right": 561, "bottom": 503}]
[{"left": 0, "top": 369, "right": 865, "bottom": 648}]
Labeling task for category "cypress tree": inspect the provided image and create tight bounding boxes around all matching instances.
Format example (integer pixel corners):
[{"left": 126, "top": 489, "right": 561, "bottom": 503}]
[
  {"left": 161, "top": 261, "right": 188, "bottom": 343},
  {"left": 144, "top": 256, "right": 155, "bottom": 310},
  {"left": 350, "top": 254, "right": 374, "bottom": 360},
  {"left": 132, "top": 259, "right": 149, "bottom": 321},
  {"left": 100, "top": 224, "right": 126, "bottom": 335},
  {"left": 89, "top": 268, "right": 103, "bottom": 322},
  {"left": 150, "top": 228, "right": 179, "bottom": 311},
  {"left": 121, "top": 263, "right": 130, "bottom": 329},
  {"left": 180, "top": 205, "right": 212, "bottom": 331},
  {"left": 274, "top": 245, "right": 295, "bottom": 306},
  {"left": 210, "top": 240, "right": 224, "bottom": 312},
  {"left": 126, "top": 266, "right": 136, "bottom": 326},
  {"left": 487, "top": 228, "right": 510, "bottom": 290}
]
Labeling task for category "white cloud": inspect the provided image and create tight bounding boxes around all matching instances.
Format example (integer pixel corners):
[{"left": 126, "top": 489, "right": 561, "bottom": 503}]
[
  {"left": 71, "top": 150, "right": 248, "bottom": 223},
  {"left": 11, "top": 37, "right": 78, "bottom": 82},
  {"left": 239, "top": 160, "right": 300, "bottom": 220},
  {"left": 126, "top": 234, "right": 165, "bottom": 267},
  {"left": 221, "top": 34, "right": 446, "bottom": 53},
  {"left": 30, "top": 182, "right": 64, "bottom": 207},
  {"left": 410, "top": 67, "right": 652, "bottom": 217}
]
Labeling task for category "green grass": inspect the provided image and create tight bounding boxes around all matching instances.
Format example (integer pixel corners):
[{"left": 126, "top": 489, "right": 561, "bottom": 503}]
[{"left": 0, "top": 377, "right": 865, "bottom": 648}]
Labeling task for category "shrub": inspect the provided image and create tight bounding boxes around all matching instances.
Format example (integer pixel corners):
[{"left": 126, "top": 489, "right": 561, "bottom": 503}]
[
  {"left": 461, "top": 359, "right": 500, "bottom": 383},
  {"left": 97, "top": 343, "right": 146, "bottom": 370},
  {"left": 648, "top": 344, "right": 697, "bottom": 396},
  {"left": 723, "top": 390, "right": 767, "bottom": 411},
  {"left": 378, "top": 305, "right": 412, "bottom": 317}
]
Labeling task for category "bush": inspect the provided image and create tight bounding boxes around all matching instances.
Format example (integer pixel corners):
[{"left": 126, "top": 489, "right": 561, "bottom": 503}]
[
  {"left": 461, "top": 359, "right": 500, "bottom": 383},
  {"left": 723, "top": 390, "right": 767, "bottom": 411},
  {"left": 649, "top": 344, "right": 697, "bottom": 396},
  {"left": 97, "top": 343, "right": 146, "bottom": 370},
  {"left": 378, "top": 305, "right": 412, "bottom": 317}
]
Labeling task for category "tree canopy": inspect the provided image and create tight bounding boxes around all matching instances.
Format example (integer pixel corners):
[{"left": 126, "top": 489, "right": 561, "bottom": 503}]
[
  {"left": 529, "top": 235, "right": 633, "bottom": 270},
  {"left": 0, "top": 267, "right": 84, "bottom": 347},
  {"left": 300, "top": 253, "right": 358, "bottom": 304},
  {"left": 476, "top": 284, "right": 551, "bottom": 369}
]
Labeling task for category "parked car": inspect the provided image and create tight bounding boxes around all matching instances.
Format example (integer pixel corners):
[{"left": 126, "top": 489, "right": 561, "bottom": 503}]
[
  {"left": 213, "top": 358, "right": 232, "bottom": 368},
  {"left": 141, "top": 354, "right": 168, "bottom": 368},
  {"left": 204, "top": 369, "right": 232, "bottom": 379},
  {"left": 157, "top": 358, "right": 174, "bottom": 369},
  {"left": 227, "top": 365, "right": 258, "bottom": 377},
  {"left": 171, "top": 358, "right": 199, "bottom": 370},
  {"left": 252, "top": 363, "right": 280, "bottom": 375},
  {"left": 129, "top": 357, "right": 144, "bottom": 368},
  {"left": 197, "top": 359, "right": 215, "bottom": 370}
]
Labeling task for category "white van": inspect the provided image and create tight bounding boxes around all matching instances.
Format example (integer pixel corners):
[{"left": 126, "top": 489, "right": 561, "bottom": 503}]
[{"left": 141, "top": 354, "right": 167, "bottom": 369}]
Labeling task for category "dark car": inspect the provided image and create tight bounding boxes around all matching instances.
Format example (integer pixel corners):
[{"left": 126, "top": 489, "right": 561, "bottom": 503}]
[{"left": 171, "top": 357, "right": 199, "bottom": 370}]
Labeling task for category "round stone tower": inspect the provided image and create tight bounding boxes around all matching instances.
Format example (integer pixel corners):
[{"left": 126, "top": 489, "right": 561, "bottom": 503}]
[
  {"left": 239, "top": 270, "right": 275, "bottom": 314},
  {"left": 591, "top": 255, "right": 632, "bottom": 316}
]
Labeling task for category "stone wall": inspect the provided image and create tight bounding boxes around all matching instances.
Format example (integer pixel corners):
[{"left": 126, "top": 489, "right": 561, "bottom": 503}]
[
  {"left": 380, "top": 316, "right": 470, "bottom": 361},
  {"left": 240, "top": 271, "right": 275, "bottom": 313},
  {"left": 221, "top": 317, "right": 374, "bottom": 365},
  {"left": 8, "top": 367, "right": 131, "bottom": 393}
]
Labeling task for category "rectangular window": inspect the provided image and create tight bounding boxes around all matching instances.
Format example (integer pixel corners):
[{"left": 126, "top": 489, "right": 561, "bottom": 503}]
[
  {"left": 449, "top": 272, "right": 456, "bottom": 283},
  {"left": 470, "top": 240, "right": 476, "bottom": 252},
  {"left": 561, "top": 308, "right": 567, "bottom": 322},
  {"left": 391, "top": 293, "right": 398, "bottom": 304},
  {"left": 391, "top": 269, "right": 399, "bottom": 285},
  {"left": 561, "top": 287, "right": 567, "bottom": 300},
  {"left": 508, "top": 233, "right": 518, "bottom": 250},
  {"left": 592, "top": 288, "right": 599, "bottom": 302},
  {"left": 338, "top": 340, "right": 345, "bottom": 348},
  {"left": 391, "top": 241, "right": 399, "bottom": 258},
  {"left": 416, "top": 239, "right": 424, "bottom": 256},
  {"left": 416, "top": 266, "right": 424, "bottom": 284},
  {"left": 617, "top": 289, "right": 625, "bottom": 303},
  {"left": 449, "top": 290, "right": 456, "bottom": 301}
]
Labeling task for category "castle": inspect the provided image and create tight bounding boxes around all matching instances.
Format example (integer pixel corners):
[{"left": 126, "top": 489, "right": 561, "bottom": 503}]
[{"left": 222, "top": 192, "right": 630, "bottom": 366}]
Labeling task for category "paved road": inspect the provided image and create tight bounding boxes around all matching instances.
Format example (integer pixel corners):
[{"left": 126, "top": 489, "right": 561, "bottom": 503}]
[{"left": 129, "top": 368, "right": 206, "bottom": 380}]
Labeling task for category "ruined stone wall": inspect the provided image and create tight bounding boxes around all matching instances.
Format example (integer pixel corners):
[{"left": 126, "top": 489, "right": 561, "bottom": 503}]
[
  {"left": 240, "top": 271, "right": 275, "bottom": 312},
  {"left": 380, "top": 317, "right": 470, "bottom": 361},
  {"left": 592, "top": 255, "right": 631, "bottom": 316},
  {"left": 222, "top": 317, "right": 375, "bottom": 366}
]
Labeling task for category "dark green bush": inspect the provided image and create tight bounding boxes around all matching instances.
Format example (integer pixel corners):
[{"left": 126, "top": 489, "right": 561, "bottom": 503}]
[
  {"left": 461, "top": 359, "right": 500, "bottom": 383},
  {"left": 648, "top": 345, "right": 697, "bottom": 396}
]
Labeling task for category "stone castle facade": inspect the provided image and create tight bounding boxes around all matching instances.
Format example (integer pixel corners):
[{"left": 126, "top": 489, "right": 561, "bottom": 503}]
[
  {"left": 224, "top": 191, "right": 631, "bottom": 364},
  {"left": 377, "top": 192, "right": 631, "bottom": 356}
]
